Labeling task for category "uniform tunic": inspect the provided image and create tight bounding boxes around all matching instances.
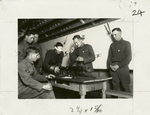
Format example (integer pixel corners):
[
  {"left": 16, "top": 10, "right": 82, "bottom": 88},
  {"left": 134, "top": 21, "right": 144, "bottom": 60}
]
[
  {"left": 43, "top": 49, "right": 64, "bottom": 74},
  {"left": 107, "top": 38, "right": 132, "bottom": 92},
  {"left": 18, "top": 58, "right": 55, "bottom": 99},
  {"left": 31, "top": 42, "right": 43, "bottom": 74},
  {"left": 69, "top": 44, "right": 95, "bottom": 73},
  {"left": 18, "top": 40, "right": 31, "bottom": 62}
]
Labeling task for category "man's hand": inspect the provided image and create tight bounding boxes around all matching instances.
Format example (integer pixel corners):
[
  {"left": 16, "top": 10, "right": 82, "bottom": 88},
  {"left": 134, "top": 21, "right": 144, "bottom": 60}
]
[
  {"left": 110, "top": 65, "right": 115, "bottom": 71},
  {"left": 110, "top": 65, "right": 119, "bottom": 71},
  {"left": 113, "top": 65, "right": 119, "bottom": 71},
  {"left": 50, "top": 66, "right": 55, "bottom": 70},
  {"left": 76, "top": 56, "right": 84, "bottom": 62},
  {"left": 54, "top": 66, "right": 60, "bottom": 74},
  {"left": 46, "top": 74, "right": 55, "bottom": 79},
  {"left": 42, "top": 83, "right": 53, "bottom": 91}
]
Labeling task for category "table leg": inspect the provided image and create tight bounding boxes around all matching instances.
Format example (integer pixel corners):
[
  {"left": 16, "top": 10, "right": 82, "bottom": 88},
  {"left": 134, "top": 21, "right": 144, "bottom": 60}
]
[
  {"left": 102, "top": 81, "right": 107, "bottom": 98},
  {"left": 79, "top": 84, "right": 86, "bottom": 99}
]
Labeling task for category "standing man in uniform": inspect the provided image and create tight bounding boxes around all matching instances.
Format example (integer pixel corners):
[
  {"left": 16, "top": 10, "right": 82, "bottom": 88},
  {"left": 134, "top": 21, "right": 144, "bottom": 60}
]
[
  {"left": 18, "top": 47, "right": 56, "bottom": 99},
  {"left": 107, "top": 28, "right": 132, "bottom": 92},
  {"left": 18, "top": 30, "right": 35, "bottom": 62},
  {"left": 43, "top": 42, "right": 64, "bottom": 75},
  {"left": 31, "top": 31, "right": 43, "bottom": 74},
  {"left": 69, "top": 35, "right": 95, "bottom": 76}
]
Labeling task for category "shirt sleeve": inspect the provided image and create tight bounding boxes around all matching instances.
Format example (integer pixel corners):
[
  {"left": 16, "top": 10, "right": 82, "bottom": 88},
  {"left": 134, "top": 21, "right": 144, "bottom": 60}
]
[
  {"left": 33, "top": 73, "right": 48, "bottom": 82},
  {"left": 18, "top": 62, "right": 43, "bottom": 91},
  {"left": 83, "top": 45, "right": 95, "bottom": 64},
  {"left": 118, "top": 42, "right": 132, "bottom": 68}
]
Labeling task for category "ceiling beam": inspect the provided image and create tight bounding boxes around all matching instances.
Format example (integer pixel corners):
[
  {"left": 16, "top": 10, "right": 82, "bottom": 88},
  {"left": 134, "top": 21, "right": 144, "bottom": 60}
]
[
  {"left": 38, "top": 19, "right": 76, "bottom": 36},
  {"left": 30, "top": 19, "right": 54, "bottom": 30},
  {"left": 39, "top": 18, "right": 119, "bottom": 43},
  {"left": 39, "top": 19, "right": 98, "bottom": 42},
  {"left": 18, "top": 19, "right": 30, "bottom": 29}
]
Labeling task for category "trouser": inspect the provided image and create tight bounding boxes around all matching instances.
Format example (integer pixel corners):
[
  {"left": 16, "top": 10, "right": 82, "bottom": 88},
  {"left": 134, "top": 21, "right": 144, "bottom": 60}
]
[
  {"left": 35, "top": 90, "right": 56, "bottom": 99},
  {"left": 18, "top": 88, "right": 56, "bottom": 99},
  {"left": 110, "top": 65, "right": 131, "bottom": 92}
]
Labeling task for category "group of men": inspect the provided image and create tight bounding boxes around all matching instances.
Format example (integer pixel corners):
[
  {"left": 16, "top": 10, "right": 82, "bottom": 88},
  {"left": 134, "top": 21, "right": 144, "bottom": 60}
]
[
  {"left": 18, "top": 27, "right": 132, "bottom": 99},
  {"left": 18, "top": 30, "right": 56, "bottom": 99}
]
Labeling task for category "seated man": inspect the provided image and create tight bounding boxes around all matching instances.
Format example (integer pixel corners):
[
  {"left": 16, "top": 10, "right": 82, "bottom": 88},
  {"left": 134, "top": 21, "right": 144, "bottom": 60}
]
[
  {"left": 69, "top": 35, "right": 95, "bottom": 76},
  {"left": 43, "top": 42, "right": 64, "bottom": 75},
  {"left": 18, "top": 47, "right": 56, "bottom": 99}
]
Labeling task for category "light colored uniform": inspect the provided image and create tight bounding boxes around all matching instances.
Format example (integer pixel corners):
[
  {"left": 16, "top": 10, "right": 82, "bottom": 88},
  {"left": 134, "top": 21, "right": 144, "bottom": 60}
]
[{"left": 18, "top": 58, "right": 55, "bottom": 99}]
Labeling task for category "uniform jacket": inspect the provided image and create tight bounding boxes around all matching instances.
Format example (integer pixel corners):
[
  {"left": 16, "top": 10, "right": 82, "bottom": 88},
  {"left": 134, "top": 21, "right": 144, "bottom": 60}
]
[
  {"left": 18, "top": 40, "right": 31, "bottom": 62},
  {"left": 107, "top": 38, "right": 132, "bottom": 68},
  {"left": 43, "top": 49, "right": 64, "bottom": 74},
  {"left": 69, "top": 44, "right": 95, "bottom": 72},
  {"left": 18, "top": 58, "right": 48, "bottom": 96}
]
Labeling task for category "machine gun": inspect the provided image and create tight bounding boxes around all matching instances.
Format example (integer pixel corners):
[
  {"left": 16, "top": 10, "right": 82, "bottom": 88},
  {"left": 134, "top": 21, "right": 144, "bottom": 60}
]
[{"left": 60, "top": 66, "right": 92, "bottom": 76}]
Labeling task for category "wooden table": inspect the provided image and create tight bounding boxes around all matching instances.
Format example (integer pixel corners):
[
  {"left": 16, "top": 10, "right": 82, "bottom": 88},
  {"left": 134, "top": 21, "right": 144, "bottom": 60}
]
[{"left": 50, "top": 75, "right": 112, "bottom": 99}]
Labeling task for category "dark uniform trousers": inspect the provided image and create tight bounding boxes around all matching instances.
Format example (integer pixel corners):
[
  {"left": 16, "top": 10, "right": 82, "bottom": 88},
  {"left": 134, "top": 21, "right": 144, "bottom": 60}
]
[{"left": 110, "top": 65, "right": 131, "bottom": 92}]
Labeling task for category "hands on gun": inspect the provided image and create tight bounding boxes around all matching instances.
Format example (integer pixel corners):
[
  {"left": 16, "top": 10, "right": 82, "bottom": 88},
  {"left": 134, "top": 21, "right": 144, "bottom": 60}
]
[
  {"left": 46, "top": 74, "right": 56, "bottom": 79},
  {"left": 76, "top": 56, "right": 84, "bottom": 62},
  {"left": 50, "top": 66, "right": 60, "bottom": 74}
]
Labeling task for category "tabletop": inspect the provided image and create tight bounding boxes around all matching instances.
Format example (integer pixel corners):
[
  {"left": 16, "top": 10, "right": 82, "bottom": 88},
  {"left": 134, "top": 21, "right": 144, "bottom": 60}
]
[{"left": 50, "top": 75, "right": 112, "bottom": 84}]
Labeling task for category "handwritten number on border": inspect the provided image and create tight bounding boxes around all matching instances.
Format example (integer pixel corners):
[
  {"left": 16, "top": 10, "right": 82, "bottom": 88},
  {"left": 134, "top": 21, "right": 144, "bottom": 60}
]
[
  {"left": 70, "top": 104, "right": 102, "bottom": 114},
  {"left": 132, "top": 10, "right": 145, "bottom": 16}
]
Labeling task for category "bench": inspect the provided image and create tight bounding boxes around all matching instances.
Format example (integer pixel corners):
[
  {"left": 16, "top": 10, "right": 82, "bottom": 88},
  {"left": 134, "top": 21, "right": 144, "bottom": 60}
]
[{"left": 105, "top": 89, "right": 133, "bottom": 98}]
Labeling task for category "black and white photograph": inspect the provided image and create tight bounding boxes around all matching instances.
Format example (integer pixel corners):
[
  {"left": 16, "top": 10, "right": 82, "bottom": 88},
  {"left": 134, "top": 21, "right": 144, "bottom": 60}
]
[
  {"left": 0, "top": 0, "right": 150, "bottom": 115},
  {"left": 18, "top": 18, "right": 133, "bottom": 99}
]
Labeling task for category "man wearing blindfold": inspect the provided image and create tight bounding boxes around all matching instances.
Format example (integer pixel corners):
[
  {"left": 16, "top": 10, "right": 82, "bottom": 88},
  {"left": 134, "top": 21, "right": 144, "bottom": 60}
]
[{"left": 43, "top": 42, "right": 64, "bottom": 75}]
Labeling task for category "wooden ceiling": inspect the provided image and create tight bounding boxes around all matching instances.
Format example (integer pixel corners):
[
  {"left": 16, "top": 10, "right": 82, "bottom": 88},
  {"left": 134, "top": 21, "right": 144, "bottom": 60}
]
[{"left": 18, "top": 18, "right": 119, "bottom": 43}]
